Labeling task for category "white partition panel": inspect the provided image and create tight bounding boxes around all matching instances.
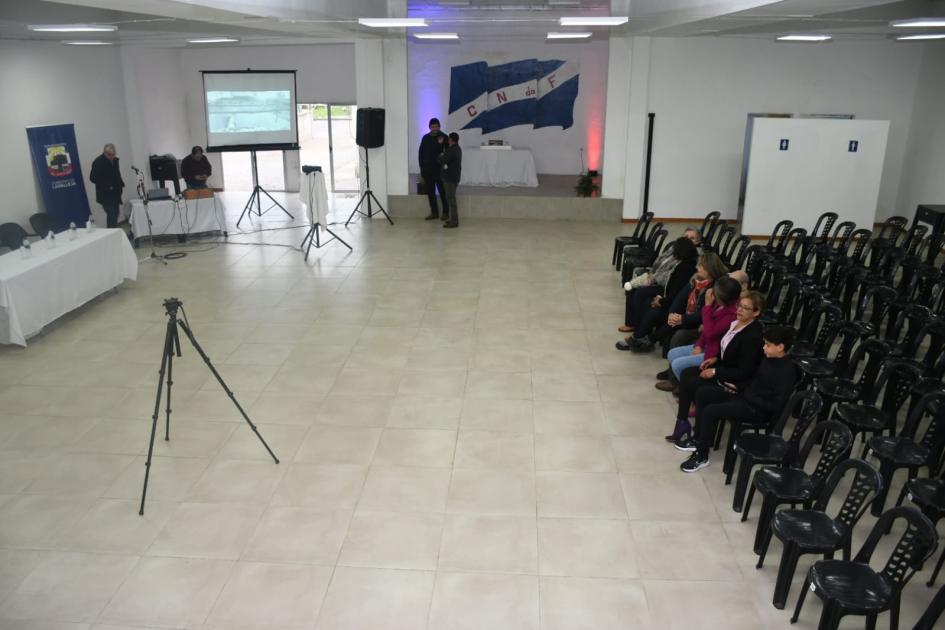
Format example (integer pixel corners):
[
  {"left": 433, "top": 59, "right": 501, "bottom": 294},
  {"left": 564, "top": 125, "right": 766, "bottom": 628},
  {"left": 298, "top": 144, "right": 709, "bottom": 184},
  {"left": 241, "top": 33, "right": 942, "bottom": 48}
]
[{"left": 742, "top": 118, "right": 889, "bottom": 236}]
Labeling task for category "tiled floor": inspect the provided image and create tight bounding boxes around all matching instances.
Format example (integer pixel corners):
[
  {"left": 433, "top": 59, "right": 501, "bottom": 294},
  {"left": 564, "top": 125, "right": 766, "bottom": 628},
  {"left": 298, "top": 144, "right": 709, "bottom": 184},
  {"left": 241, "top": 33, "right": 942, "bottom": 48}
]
[{"left": 0, "top": 194, "right": 939, "bottom": 629}]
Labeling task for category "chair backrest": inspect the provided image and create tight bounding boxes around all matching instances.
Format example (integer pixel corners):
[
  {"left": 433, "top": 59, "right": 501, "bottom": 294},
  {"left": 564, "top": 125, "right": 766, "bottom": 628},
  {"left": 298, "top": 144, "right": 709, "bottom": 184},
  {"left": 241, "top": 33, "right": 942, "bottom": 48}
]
[
  {"left": 28, "top": 212, "right": 55, "bottom": 236},
  {"left": 854, "top": 506, "right": 938, "bottom": 590},
  {"left": 801, "top": 303, "right": 844, "bottom": 356},
  {"left": 769, "top": 390, "right": 822, "bottom": 439},
  {"left": 775, "top": 276, "right": 805, "bottom": 325},
  {"left": 766, "top": 220, "right": 794, "bottom": 252},
  {"left": 822, "top": 255, "right": 852, "bottom": 298},
  {"left": 782, "top": 227, "right": 809, "bottom": 263},
  {"left": 840, "top": 338, "right": 890, "bottom": 392},
  {"left": 876, "top": 216, "right": 909, "bottom": 243},
  {"left": 814, "top": 458, "right": 883, "bottom": 533},
  {"left": 854, "top": 285, "right": 897, "bottom": 333},
  {"left": 647, "top": 228, "right": 669, "bottom": 262},
  {"left": 794, "top": 420, "right": 853, "bottom": 483},
  {"left": 703, "top": 217, "right": 724, "bottom": 250},
  {"left": 873, "top": 361, "right": 924, "bottom": 425},
  {"left": 829, "top": 220, "right": 856, "bottom": 250},
  {"left": 848, "top": 228, "right": 873, "bottom": 264},
  {"left": 631, "top": 211, "right": 655, "bottom": 239},
  {"left": 714, "top": 225, "right": 736, "bottom": 259},
  {"left": 909, "top": 320, "right": 945, "bottom": 374},
  {"left": 699, "top": 210, "right": 721, "bottom": 241},
  {"left": 903, "top": 223, "right": 929, "bottom": 254},
  {"left": 0, "top": 222, "right": 28, "bottom": 250},
  {"left": 822, "top": 321, "right": 863, "bottom": 376},
  {"left": 729, "top": 236, "right": 752, "bottom": 271},
  {"left": 899, "top": 390, "right": 945, "bottom": 445},
  {"left": 643, "top": 222, "right": 664, "bottom": 251},
  {"left": 811, "top": 211, "right": 838, "bottom": 243},
  {"left": 795, "top": 290, "right": 825, "bottom": 336},
  {"left": 886, "top": 303, "right": 932, "bottom": 351}
]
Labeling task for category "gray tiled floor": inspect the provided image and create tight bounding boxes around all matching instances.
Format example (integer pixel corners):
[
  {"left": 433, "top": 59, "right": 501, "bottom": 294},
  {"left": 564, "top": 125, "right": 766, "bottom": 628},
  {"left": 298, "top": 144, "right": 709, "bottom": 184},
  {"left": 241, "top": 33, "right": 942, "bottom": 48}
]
[{"left": 0, "top": 193, "right": 938, "bottom": 629}]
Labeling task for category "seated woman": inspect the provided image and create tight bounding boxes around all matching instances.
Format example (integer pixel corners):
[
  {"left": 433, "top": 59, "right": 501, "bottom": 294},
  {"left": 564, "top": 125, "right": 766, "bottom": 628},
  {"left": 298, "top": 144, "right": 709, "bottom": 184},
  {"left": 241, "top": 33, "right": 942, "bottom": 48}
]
[
  {"left": 677, "top": 325, "right": 798, "bottom": 473},
  {"left": 616, "top": 237, "right": 698, "bottom": 349},
  {"left": 624, "top": 252, "right": 727, "bottom": 354},
  {"left": 665, "top": 291, "right": 766, "bottom": 442},
  {"left": 656, "top": 275, "right": 741, "bottom": 393}
]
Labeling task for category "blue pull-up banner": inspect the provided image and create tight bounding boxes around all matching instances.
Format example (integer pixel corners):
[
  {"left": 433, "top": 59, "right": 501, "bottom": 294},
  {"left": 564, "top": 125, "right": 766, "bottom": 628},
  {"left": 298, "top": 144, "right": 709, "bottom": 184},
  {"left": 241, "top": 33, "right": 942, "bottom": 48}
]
[{"left": 25, "top": 124, "right": 92, "bottom": 231}]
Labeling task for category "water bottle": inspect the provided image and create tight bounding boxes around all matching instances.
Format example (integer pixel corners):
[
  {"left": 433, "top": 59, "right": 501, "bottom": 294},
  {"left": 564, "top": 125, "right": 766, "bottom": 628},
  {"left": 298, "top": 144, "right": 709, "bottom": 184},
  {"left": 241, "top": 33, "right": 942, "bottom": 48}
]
[
  {"left": 86, "top": 217, "right": 96, "bottom": 233},
  {"left": 68, "top": 222, "right": 77, "bottom": 241},
  {"left": 21, "top": 239, "right": 32, "bottom": 259},
  {"left": 46, "top": 231, "right": 56, "bottom": 249}
]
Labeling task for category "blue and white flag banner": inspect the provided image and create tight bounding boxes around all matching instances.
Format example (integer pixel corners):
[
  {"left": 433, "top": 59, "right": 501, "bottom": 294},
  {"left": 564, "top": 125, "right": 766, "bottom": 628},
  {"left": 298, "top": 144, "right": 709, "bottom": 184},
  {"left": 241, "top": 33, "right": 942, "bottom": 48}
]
[
  {"left": 25, "top": 123, "right": 92, "bottom": 231},
  {"left": 448, "top": 58, "right": 580, "bottom": 134}
]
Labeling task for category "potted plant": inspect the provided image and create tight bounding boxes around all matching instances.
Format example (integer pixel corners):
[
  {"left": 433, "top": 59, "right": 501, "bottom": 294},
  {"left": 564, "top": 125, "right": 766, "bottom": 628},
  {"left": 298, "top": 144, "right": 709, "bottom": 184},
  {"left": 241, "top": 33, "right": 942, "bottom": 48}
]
[{"left": 574, "top": 147, "right": 599, "bottom": 197}]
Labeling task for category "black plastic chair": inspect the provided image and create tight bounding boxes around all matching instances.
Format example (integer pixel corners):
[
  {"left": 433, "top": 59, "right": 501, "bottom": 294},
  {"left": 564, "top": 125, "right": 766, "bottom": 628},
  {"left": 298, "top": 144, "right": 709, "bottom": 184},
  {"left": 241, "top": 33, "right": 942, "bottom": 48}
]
[
  {"left": 28, "top": 212, "right": 55, "bottom": 236},
  {"left": 794, "top": 320, "right": 862, "bottom": 387},
  {"left": 762, "top": 458, "right": 883, "bottom": 609},
  {"left": 834, "top": 360, "right": 924, "bottom": 458},
  {"left": 713, "top": 224, "right": 736, "bottom": 260},
  {"left": 699, "top": 210, "right": 721, "bottom": 245},
  {"left": 885, "top": 304, "right": 932, "bottom": 358},
  {"left": 730, "top": 235, "right": 753, "bottom": 271},
  {"left": 729, "top": 390, "right": 822, "bottom": 512},
  {"left": 743, "top": 420, "right": 853, "bottom": 555},
  {"left": 813, "top": 338, "right": 890, "bottom": 422},
  {"left": 810, "top": 211, "right": 839, "bottom": 245},
  {"left": 791, "top": 302, "right": 843, "bottom": 360},
  {"left": 895, "top": 468, "right": 945, "bottom": 586},
  {"left": 850, "top": 284, "right": 897, "bottom": 338},
  {"left": 790, "top": 506, "right": 938, "bottom": 630},
  {"left": 621, "top": 225, "right": 667, "bottom": 284},
  {"left": 762, "top": 220, "right": 794, "bottom": 256},
  {"left": 868, "top": 391, "right": 945, "bottom": 516},
  {"left": 0, "top": 222, "right": 28, "bottom": 250},
  {"left": 612, "top": 211, "right": 654, "bottom": 269}
]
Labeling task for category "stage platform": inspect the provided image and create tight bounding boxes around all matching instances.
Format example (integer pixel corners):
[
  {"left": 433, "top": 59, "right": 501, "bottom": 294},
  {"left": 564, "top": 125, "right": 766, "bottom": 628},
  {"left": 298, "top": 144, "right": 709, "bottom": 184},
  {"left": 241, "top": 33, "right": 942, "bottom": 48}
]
[{"left": 395, "top": 174, "right": 619, "bottom": 221}]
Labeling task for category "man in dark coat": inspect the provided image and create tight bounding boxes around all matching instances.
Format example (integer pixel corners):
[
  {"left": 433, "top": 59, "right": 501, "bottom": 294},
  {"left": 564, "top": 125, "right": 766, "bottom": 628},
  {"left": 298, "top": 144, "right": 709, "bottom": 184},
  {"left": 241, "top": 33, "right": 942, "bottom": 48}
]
[
  {"left": 89, "top": 143, "right": 124, "bottom": 228},
  {"left": 180, "top": 145, "right": 212, "bottom": 189},
  {"left": 437, "top": 132, "right": 462, "bottom": 229},
  {"left": 418, "top": 117, "right": 448, "bottom": 220}
]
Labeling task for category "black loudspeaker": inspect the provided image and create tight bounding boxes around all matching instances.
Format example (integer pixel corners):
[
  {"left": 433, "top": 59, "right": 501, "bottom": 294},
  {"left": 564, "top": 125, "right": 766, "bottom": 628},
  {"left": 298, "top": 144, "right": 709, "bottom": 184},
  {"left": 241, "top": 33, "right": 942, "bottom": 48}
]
[{"left": 356, "top": 108, "right": 385, "bottom": 148}]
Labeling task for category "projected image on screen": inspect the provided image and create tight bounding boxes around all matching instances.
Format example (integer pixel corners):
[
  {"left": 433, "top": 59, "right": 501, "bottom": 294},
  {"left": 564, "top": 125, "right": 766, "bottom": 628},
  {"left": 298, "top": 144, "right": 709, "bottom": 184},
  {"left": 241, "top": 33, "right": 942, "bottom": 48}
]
[
  {"left": 207, "top": 90, "right": 292, "bottom": 134},
  {"left": 202, "top": 71, "right": 299, "bottom": 151}
]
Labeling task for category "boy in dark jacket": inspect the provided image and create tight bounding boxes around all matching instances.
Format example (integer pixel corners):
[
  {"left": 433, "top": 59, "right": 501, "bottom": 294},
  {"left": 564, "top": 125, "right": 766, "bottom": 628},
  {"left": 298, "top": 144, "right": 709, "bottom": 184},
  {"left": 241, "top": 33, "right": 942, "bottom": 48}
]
[{"left": 678, "top": 325, "right": 798, "bottom": 473}]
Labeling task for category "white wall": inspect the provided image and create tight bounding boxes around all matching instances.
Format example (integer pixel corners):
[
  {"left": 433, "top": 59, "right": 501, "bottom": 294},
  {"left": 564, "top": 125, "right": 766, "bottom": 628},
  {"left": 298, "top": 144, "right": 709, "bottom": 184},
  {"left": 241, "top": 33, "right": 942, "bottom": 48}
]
[
  {"left": 0, "top": 40, "right": 132, "bottom": 227},
  {"left": 645, "top": 37, "right": 923, "bottom": 220},
  {"left": 407, "top": 38, "right": 609, "bottom": 175},
  {"left": 897, "top": 42, "right": 945, "bottom": 218}
]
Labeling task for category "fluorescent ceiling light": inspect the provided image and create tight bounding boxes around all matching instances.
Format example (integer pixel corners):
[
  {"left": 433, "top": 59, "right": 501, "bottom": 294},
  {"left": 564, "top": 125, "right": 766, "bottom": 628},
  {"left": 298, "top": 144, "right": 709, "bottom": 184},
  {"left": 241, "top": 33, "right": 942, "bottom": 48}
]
[
  {"left": 896, "top": 33, "right": 945, "bottom": 40},
  {"left": 414, "top": 32, "right": 459, "bottom": 40},
  {"left": 549, "top": 1, "right": 582, "bottom": 5},
  {"left": 890, "top": 18, "right": 945, "bottom": 28},
  {"left": 358, "top": 18, "right": 427, "bottom": 28},
  {"left": 62, "top": 40, "right": 113, "bottom": 45},
  {"left": 187, "top": 37, "right": 239, "bottom": 43},
  {"left": 776, "top": 34, "right": 832, "bottom": 42},
  {"left": 559, "top": 16, "right": 628, "bottom": 26},
  {"left": 547, "top": 32, "right": 592, "bottom": 39},
  {"left": 29, "top": 23, "right": 117, "bottom": 32},
  {"left": 438, "top": 1, "right": 471, "bottom": 5}
]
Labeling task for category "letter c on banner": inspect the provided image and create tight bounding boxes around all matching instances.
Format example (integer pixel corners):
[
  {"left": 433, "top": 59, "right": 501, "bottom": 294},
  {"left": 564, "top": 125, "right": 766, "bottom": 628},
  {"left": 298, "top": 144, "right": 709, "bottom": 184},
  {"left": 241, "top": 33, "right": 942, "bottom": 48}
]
[{"left": 467, "top": 105, "right": 477, "bottom": 117}]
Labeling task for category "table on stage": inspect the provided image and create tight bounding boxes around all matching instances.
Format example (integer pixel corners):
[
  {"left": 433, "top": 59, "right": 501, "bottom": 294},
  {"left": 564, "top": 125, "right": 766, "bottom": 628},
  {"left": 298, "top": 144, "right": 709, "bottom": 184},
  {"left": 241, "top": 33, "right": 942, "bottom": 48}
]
[
  {"left": 129, "top": 194, "right": 226, "bottom": 243},
  {"left": 460, "top": 147, "right": 539, "bottom": 188},
  {"left": 0, "top": 228, "right": 138, "bottom": 346}
]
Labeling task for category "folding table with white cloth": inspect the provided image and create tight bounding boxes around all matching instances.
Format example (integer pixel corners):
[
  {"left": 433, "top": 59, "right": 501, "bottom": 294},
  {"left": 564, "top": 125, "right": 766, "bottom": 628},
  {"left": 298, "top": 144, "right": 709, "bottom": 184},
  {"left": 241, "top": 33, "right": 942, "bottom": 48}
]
[
  {"left": 460, "top": 147, "right": 539, "bottom": 188},
  {"left": 129, "top": 195, "right": 226, "bottom": 244},
  {"left": 0, "top": 228, "right": 138, "bottom": 346}
]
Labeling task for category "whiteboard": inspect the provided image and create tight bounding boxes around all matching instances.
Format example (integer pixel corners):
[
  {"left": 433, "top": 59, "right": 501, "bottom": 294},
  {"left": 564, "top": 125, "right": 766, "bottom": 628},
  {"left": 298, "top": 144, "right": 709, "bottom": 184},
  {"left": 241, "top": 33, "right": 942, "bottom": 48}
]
[{"left": 741, "top": 118, "right": 889, "bottom": 236}]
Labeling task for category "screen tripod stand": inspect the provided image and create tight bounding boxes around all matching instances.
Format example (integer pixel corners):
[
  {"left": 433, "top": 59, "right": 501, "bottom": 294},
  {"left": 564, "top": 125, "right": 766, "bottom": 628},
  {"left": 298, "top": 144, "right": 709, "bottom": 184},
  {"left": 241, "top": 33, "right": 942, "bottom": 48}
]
[
  {"left": 345, "top": 146, "right": 394, "bottom": 226},
  {"left": 139, "top": 297, "right": 279, "bottom": 515},
  {"left": 236, "top": 149, "right": 294, "bottom": 228}
]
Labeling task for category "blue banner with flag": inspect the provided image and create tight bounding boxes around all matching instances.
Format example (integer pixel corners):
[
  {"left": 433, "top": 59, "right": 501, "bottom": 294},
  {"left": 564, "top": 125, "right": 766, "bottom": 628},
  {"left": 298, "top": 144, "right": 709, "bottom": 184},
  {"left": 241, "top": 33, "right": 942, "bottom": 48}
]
[
  {"left": 448, "top": 58, "right": 579, "bottom": 134},
  {"left": 26, "top": 124, "right": 92, "bottom": 231}
]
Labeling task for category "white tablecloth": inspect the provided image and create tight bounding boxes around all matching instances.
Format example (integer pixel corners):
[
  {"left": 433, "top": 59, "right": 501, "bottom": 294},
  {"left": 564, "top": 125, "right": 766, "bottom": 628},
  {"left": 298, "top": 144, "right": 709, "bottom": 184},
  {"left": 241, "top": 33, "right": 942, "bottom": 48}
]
[
  {"left": 460, "top": 148, "right": 539, "bottom": 188},
  {"left": 129, "top": 196, "right": 225, "bottom": 241},
  {"left": 0, "top": 229, "right": 138, "bottom": 346}
]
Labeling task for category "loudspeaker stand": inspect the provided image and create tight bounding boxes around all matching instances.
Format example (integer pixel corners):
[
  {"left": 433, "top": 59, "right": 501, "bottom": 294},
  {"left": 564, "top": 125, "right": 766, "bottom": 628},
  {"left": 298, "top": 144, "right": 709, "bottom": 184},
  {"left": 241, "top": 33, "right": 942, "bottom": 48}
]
[{"left": 346, "top": 147, "right": 393, "bottom": 226}]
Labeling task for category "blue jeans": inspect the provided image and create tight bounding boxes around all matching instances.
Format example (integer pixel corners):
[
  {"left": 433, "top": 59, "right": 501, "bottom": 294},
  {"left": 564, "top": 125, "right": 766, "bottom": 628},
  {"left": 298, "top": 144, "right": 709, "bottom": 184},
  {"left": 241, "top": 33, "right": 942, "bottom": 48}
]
[{"left": 667, "top": 344, "right": 704, "bottom": 380}]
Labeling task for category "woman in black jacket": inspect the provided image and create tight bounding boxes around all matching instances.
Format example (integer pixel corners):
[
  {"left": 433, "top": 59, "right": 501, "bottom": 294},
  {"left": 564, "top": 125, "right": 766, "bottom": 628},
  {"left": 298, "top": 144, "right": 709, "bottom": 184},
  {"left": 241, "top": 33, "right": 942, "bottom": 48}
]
[
  {"left": 665, "top": 291, "right": 766, "bottom": 442},
  {"left": 677, "top": 325, "right": 798, "bottom": 473}
]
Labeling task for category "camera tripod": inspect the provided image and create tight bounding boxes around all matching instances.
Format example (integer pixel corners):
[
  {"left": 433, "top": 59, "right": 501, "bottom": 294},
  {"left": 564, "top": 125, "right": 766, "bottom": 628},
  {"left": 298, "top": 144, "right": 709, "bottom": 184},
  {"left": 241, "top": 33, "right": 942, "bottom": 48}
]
[{"left": 139, "top": 297, "right": 279, "bottom": 515}]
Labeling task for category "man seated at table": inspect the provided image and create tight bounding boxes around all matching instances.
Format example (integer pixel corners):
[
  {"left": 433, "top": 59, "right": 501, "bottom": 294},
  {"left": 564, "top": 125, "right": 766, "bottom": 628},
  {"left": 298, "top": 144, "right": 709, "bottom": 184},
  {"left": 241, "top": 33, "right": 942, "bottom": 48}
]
[{"left": 180, "top": 146, "right": 212, "bottom": 189}]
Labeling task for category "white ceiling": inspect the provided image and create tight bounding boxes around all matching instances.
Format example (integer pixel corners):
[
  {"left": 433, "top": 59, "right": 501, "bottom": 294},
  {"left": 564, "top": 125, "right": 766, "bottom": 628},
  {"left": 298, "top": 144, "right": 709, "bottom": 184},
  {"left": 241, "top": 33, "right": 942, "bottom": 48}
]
[{"left": 0, "top": 0, "right": 942, "bottom": 45}]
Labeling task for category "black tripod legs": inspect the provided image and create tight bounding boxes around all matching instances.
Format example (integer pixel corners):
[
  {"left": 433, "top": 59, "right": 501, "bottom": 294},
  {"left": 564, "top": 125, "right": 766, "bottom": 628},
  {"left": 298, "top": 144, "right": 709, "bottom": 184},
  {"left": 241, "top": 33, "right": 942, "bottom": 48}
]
[
  {"left": 301, "top": 223, "right": 353, "bottom": 261},
  {"left": 345, "top": 189, "right": 394, "bottom": 226},
  {"left": 140, "top": 319, "right": 175, "bottom": 515}
]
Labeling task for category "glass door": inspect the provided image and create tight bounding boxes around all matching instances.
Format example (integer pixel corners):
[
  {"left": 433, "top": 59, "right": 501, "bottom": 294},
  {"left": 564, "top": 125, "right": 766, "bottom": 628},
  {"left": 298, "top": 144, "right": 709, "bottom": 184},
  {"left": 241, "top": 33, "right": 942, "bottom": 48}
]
[{"left": 298, "top": 103, "right": 358, "bottom": 193}]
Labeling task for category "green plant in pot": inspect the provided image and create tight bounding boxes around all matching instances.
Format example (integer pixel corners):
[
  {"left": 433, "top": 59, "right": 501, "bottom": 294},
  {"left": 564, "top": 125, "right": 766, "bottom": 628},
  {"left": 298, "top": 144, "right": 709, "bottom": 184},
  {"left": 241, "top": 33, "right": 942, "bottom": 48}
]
[{"left": 574, "top": 147, "right": 599, "bottom": 197}]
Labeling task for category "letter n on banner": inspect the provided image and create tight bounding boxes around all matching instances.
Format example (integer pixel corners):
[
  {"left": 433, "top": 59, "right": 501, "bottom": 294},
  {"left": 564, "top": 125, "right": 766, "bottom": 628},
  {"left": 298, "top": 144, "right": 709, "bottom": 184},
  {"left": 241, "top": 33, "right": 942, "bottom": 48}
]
[{"left": 25, "top": 124, "right": 92, "bottom": 230}]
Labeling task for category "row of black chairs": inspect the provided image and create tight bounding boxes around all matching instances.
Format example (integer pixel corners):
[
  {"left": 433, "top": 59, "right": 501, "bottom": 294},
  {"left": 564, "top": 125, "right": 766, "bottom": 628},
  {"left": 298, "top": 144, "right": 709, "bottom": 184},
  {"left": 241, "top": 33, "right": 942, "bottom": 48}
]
[
  {"left": 0, "top": 213, "right": 57, "bottom": 251},
  {"left": 612, "top": 210, "right": 945, "bottom": 628}
]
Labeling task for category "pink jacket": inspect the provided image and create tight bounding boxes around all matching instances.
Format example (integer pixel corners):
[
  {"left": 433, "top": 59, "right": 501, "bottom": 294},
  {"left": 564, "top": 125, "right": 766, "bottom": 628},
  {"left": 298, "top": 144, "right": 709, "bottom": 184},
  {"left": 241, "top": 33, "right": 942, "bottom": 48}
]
[{"left": 696, "top": 302, "right": 738, "bottom": 359}]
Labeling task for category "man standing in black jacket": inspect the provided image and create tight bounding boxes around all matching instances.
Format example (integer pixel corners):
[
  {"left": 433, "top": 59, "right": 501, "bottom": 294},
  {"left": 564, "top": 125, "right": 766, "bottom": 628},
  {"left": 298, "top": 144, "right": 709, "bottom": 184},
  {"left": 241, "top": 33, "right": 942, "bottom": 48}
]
[
  {"left": 438, "top": 132, "right": 462, "bottom": 229},
  {"left": 89, "top": 143, "right": 124, "bottom": 228},
  {"left": 418, "top": 118, "right": 448, "bottom": 220},
  {"left": 678, "top": 325, "right": 798, "bottom": 473}
]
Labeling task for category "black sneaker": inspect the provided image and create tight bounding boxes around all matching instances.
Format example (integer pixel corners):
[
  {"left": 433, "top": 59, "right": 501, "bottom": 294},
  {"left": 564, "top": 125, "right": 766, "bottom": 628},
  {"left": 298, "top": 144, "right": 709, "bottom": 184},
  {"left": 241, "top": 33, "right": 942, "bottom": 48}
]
[
  {"left": 656, "top": 369, "right": 671, "bottom": 381},
  {"left": 680, "top": 453, "right": 709, "bottom": 473},
  {"left": 628, "top": 339, "right": 654, "bottom": 354},
  {"left": 674, "top": 436, "right": 697, "bottom": 452}
]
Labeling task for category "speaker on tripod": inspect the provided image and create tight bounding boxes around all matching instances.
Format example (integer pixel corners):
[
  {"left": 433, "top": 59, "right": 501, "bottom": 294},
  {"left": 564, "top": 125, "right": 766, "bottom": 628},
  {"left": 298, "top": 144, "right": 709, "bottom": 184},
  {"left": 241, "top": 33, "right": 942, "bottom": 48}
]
[{"left": 347, "top": 108, "right": 393, "bottom": 226}]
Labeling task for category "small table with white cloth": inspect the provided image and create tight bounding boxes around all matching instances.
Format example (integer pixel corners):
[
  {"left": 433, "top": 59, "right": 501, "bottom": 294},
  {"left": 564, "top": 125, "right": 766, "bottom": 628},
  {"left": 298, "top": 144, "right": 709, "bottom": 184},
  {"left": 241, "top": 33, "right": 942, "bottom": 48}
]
[
  {"left": 460, "top": 147, "right": 539, "bottom": 188},
  {"left": 129, "top": 195, "right": 226, "bottom": 244},
  {"left": 0, "top": 228, "right": 138, "bottom": 346}
]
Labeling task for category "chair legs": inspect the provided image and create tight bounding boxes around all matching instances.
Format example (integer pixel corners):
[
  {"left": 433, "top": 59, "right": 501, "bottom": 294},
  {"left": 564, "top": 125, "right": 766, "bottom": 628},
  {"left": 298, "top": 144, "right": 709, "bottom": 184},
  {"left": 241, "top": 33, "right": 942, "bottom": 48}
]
[
  {"left": 791, "top": 572, "right": 811, "bottom": 623},
  {"left": 731, "top": 456, "right": 754, "bottom": 512},
  {"left": 741, "top": 483, "right": 757, "bottom": 522},
  {"left": 928, "top": 545, "right": 945, "bottom": 587},
  {"left": 753, "top": 494, "right": 778, "bottom": 554},
  {"left": 871, "top": 460, "right": 895, "bottom": 517},
  {"left": 772, "top": 542, "right": 801, "bottom": 609}
]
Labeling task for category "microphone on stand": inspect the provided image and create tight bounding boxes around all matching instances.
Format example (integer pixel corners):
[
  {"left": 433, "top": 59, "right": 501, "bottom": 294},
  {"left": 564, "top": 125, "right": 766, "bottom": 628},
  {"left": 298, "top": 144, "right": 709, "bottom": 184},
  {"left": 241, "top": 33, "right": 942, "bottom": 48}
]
[{"left": 131, "top": 165, "right": 142, "bottom": 174}]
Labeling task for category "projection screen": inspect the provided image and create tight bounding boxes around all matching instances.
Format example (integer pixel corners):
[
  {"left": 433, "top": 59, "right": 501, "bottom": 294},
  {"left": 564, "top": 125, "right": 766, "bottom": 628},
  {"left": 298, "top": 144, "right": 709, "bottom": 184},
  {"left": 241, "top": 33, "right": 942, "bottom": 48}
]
[{"left": 202, "top": 70, "right": 299, "bottom": 152}]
